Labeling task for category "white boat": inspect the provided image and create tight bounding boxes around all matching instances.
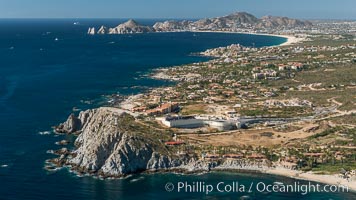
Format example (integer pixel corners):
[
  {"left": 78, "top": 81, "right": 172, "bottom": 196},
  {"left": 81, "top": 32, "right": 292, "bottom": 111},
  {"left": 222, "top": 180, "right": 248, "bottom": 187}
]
[
  {"left": 239, "top": 195, "right": 251, "bottom": 200},
  {"left": 273, "top": 181, "right": 284, "bottom": 185}
]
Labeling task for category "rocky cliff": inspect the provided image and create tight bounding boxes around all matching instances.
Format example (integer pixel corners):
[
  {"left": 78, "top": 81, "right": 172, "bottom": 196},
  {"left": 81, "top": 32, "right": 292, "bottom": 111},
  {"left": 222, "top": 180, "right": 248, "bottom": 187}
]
[
  {"left": 87, "top": 27, "right": 95, "bottom": 35},
  {"left": 50, "top": 107, "right": 273, "bottom": 177},
  {"left": 52, "top": 107, "right": 187, "bottom": 177},
  {"left": 108, "top": 19, "right": 153, "bottom": 34},
  {"left": 55, "top": 109, "right": 95, "bottom": 134}
]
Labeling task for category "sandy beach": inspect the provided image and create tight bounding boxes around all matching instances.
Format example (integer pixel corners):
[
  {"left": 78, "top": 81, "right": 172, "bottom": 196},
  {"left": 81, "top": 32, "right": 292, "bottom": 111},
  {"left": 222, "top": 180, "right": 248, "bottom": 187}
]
[
  {"left": 193, "top": 30, "right": 305, "bottom": 47},
  {"left": 150, "top": 31, "right": 304, "bottom": 81},
  {"left": 237, "top": 32, "right": 305, "bottom": 46},
  {"left": 265, "top": 167, "right": 356, "bottom": 191},
  {"left": 273, "top": 34, "right": 305, "bottom": 46}
]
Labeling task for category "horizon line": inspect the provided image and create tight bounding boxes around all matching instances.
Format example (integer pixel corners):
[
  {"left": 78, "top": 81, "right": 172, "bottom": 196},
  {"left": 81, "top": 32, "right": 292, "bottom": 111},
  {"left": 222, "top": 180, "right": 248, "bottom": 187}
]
[
  {"left": 0, "top": 17, "right": 355, "bottom": 21},
  {"left": 0, "top": 11, "right": 355, "bottom": 21}
]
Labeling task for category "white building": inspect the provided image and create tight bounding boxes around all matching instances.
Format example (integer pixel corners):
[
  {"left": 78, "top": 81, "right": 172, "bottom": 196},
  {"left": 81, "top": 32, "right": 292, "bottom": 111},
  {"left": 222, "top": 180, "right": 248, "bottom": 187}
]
[
  {"left": 160, "top": 115, "right": 236, "bottom": 131},
  {"left": 161, "top": 116, "right": 204, "bottom": 129},
  {"left": 204, "top": 120, "right": 235, "bottom": 131}
]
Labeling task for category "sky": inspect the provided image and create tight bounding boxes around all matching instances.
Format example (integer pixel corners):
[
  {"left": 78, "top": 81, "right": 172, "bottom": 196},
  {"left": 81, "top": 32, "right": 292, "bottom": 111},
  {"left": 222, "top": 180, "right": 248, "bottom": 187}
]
[{"left": 0, "top": 0, "right": 355, "bottom": 19}]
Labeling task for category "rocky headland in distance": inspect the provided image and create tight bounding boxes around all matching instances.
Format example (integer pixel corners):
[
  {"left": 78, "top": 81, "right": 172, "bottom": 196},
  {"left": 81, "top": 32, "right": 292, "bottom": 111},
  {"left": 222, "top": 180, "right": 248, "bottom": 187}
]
[{"left": 87, "top": 12, "right": 312, "bottom": 35}]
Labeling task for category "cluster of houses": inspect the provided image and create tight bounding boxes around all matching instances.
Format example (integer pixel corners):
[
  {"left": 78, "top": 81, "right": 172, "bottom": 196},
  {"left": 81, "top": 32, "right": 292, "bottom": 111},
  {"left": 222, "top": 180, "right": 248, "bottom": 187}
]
[
  {"left": 253, "top": 69, "right": 278, "bottom": 80},
  {"left": 291, "top": 44, "right": 356, "bottom": 54},
  {"left": 131, "top": 102, "right": 179, "bottom": 116},
  {"left": 202, "top": 153, "right": 266, "bottom": 160},
  {"left": 278, "top": 62, "right": 305, "bottom": 71},
  {"left": 197, "top": 150, "right": 352, "bottom": 172},
  {"left": 162, "top": 138, "right": 354, "bottom": 173},
  {"left": 263, "top": 98, "right": 313, "bottom": 108},
  {"left": 252, "top": 62, "right": 306, "bottom": 80},
  {"left": 200, "top": 44, "right": 247, "bottom": 57},
  {"left": 275, "top": 149, "right": 352, "bottom": 171}
]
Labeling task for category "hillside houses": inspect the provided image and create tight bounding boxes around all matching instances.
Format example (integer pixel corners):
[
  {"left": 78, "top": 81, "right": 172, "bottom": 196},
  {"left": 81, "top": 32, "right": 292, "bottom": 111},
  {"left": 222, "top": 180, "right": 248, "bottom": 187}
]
[
  {"left": 253, "top": 69, "right": 278, "bottom": 79},
  {"left": 131, "top": 102, "right": 180, "bottom": 116},
  {"left": 278, "top": 62, "right": 305, "bottom": 71}
]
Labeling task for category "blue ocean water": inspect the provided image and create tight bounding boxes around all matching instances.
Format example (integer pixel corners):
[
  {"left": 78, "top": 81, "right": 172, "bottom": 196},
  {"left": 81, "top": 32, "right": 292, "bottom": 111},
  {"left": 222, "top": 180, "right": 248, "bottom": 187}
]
[{"left": 0, "top": 19, "right": 354, "bottom": 200}]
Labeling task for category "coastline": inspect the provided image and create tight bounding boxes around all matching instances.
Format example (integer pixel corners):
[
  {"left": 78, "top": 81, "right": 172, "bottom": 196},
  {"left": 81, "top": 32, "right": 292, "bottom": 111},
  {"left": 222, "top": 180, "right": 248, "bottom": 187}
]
[
  {"left": 118, "top": 32, "right": 352, "bottom": 190},
  {"left": 187, "top": 30, "right": 305, "bottom": 47},
  {"left": 264, "top": 167, "right": 356, "bottom": 191},
  {"left": 49, "top": 147, "right": 356, "bottom": 192},
  {"left": 150, "top": 31, "right": 302, "bottom": 81},
  {"left": 52, "top": 30, "right": 354, "bottom": 193},
  {"left": 128, "top": 33, "right": 354, "bottom": 191}
]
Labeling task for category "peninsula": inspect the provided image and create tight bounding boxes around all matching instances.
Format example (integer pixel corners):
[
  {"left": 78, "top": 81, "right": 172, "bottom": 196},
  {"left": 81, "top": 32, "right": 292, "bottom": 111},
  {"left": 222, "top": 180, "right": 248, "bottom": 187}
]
[
  {"left": 88, "top": 19, "right": 153, "bottom": 35},
  {"left": 49, "top": 12, "right": 356, "bottom": 191},
  {"left": 87, "top": 12, "right": 312, "bottom": 35}
]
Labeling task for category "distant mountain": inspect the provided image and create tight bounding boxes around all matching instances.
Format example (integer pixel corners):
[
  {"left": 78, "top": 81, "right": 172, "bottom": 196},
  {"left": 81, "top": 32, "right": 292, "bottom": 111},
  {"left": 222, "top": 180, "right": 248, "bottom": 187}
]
[
  {"left": 153, "top": 20, "right": 191, "bottom": 32},
  {"left": 258, "top": 15, "right": 313, "bottom": 28},
  {"left": 88, "top": 12, "right": 313, "bottom": 35},
  {"left": 109, "top": 19, "right": 153, "bottom": 34},
  {"left": 153, "top": 12, "right": 313, "bottom": 32},
  {"left": 153, "top": 12, "right": 259, "bottom": 32},
  {"left": 214, "top": 12, "right": 260, "bottom": 24}
]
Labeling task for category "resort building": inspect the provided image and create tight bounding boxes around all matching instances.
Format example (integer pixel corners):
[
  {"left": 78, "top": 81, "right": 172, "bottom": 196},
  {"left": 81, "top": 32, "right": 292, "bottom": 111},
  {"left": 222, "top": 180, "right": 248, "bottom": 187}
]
[
  {"left": 145, "top": 102, "right": 179, "bottom": 116},
  {"left": 160, "top": 115, "right": 237, "bottom": 131},
  {"left": 204, "top": 120, "right": 235, "bottom": 131},
  {"left": 161, "top": 115, "right": 204, "bottom": 129},
  {"left": 223, "top": 154, "right": 244, "bottom": 159}
]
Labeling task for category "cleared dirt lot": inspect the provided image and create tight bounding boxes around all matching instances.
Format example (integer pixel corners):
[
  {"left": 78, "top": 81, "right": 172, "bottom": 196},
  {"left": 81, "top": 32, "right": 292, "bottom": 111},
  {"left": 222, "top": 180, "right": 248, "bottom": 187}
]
[{"left": 180, "top": 121, "right": 323, "bottom": 147}]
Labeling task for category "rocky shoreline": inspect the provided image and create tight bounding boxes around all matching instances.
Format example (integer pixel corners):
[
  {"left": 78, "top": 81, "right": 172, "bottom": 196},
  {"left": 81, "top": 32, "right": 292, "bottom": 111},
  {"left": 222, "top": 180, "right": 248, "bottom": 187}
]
[
  {"left": 46, "top": 75, "right": 356, "bottom": 192},
  {"left": 47, "top": 107, "right": 274, "bottom": 178},
  {"left": 47, "top": 129, "right": 356, "bottom": 192},
  {"left": 48, "top": 107, "right": 187, "bottom": 177}
]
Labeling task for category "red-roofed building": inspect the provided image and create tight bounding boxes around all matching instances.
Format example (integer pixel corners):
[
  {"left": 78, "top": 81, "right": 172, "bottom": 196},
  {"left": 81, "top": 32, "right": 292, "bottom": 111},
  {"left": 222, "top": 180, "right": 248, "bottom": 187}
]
[
  {"left": 164, "top": 141, "right": 185, "bottom": 146},
  {"left": 223, "top": 154, "right": 244, "bottom": 159},
  {"left": 247, "top": 154, "right": 266, "bottom": 160},
  {"left": 145, "top": 102, "right": 179, "bottom": 116}
]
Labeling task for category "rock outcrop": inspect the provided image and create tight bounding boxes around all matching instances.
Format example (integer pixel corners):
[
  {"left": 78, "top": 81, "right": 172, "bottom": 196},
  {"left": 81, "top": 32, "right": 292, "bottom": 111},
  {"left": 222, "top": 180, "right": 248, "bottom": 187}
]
[
  {"left": 87, "top": 27, "right": 96, "bottom": 35},
  {"left": 54, "top": 107, "right": 186, "bottom": 176},
  {"left": 97, "top": 26, "right": 108, "bottom": 34},
  {"left": 90, "top": 20, "right": 153, "bottom": 35},
  {"left": 55, "top": 109, "right": 95, "bottom": 134},
  {"left": 51, "top": 107, "right": 274, "bottom": 178},
  {"left": 108, "top": 19, "right": 153, "bottom": 34}
]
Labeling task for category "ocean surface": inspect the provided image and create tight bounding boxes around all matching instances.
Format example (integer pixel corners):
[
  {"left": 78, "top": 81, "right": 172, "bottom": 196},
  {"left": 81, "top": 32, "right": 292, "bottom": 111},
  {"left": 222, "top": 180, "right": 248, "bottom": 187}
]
[{"left": 0, "top": 19, "right": 354, "bottom": 200}]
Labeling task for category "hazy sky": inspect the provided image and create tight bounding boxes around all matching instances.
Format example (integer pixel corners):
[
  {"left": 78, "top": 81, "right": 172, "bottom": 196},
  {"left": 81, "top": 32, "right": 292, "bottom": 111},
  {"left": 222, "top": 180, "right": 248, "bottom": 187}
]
[{"left": 0, "top": 0, "right": 355, "bottom": 19}]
